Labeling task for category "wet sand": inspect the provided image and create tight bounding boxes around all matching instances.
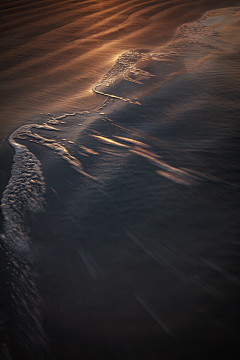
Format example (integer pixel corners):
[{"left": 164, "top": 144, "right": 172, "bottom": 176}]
[
  {"left": 1, "top": 0, "right": 240, "bottom": 139},
  {"left": 1, "top": 0, "right": 239, "bottom": 201},
  {"left": 1, "top": 2, "right": 240, "bottom": 360}
]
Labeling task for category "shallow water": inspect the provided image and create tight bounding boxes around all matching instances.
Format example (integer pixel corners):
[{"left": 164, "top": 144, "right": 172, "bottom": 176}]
[{"left": 1, "top": 2, "right": 240, "bottom": 360}]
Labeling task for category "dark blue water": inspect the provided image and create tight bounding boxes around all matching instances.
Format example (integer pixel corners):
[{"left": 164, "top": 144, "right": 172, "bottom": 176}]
[{"left": 1, "top": 7, "right": 240, "bottom": 360}]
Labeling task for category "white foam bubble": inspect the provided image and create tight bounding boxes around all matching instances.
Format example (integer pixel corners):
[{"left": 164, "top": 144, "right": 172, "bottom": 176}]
[
  {"left": 0, "top": 126, "right": 48, "bottom": 358},
  {"left": 1, "top": 133, "right": 45, "bottom": 253}
]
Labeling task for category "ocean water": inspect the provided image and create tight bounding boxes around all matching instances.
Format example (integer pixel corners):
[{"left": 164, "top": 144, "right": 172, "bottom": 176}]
[{"left": 1, "top": 2, "right": 240, "bottom": 360}]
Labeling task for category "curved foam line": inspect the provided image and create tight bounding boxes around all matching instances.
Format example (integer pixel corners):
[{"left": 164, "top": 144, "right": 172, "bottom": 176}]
[
  {"left": 9, "top": 123, "right": 97, "bottom": 180},
  {"left": 92, "top": 84, "right": 141, "bottom": 105}
]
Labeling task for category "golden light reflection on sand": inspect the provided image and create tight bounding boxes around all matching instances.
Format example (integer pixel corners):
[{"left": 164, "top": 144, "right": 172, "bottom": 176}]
[{"left": 1, "top": 0, "right": 239, "bottom": 138}]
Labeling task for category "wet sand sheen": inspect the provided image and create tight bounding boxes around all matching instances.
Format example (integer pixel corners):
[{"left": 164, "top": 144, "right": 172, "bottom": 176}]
[
  {"left": 1, "top": 0, "right": 240, "bottom": 139},
  {"left": 1, "top": 2, "right": 240, "bottom": 360}
]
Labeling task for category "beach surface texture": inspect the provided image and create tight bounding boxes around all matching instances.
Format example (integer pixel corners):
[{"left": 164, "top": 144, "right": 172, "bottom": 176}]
[{"left": 0, "top": 1, "right": 240, "bottom": 359}]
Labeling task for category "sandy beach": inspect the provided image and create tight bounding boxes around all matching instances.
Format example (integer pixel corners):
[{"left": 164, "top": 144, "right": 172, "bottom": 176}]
[
  {"left": 1, "top": 0, "right": 239, "bottom": 138},
  {"left": 1, "top": 1, "right": 240, "bottom": 360}
]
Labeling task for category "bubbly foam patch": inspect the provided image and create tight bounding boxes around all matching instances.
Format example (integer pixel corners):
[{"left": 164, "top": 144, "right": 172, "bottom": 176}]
[
  {"left": 1, "top": 126, "right": 48, "bottom": 359},
  {"left": 1, "top": 136, "right": 45, "bottom": 253},
  {"left": 92, "top": 50, "right": 155, "bottom": 104}
]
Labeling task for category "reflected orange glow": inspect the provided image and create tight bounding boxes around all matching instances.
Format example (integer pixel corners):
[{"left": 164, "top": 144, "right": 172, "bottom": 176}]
[
  {"left": 2, "top": 0, "right": 237, "bottom": 136},
  {"left": 90, "top": 134, "right": 129, "bottom": 147}
]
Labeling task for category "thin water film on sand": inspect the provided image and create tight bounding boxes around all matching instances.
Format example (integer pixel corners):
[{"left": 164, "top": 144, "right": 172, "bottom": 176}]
[{"left": 0, "top": 3, "right": 240, "bottom": 360}]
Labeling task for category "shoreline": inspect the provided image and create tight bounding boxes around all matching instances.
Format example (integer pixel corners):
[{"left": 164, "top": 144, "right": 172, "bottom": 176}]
[
  {"left": 1, "top": 2, "right": 240, "bottom": 235},
  {"left": 1, "top": 0, "right": 240, "bottom": 137},
  {"left": 0, "top": 4, "right": 240, "bottom": 358}
]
